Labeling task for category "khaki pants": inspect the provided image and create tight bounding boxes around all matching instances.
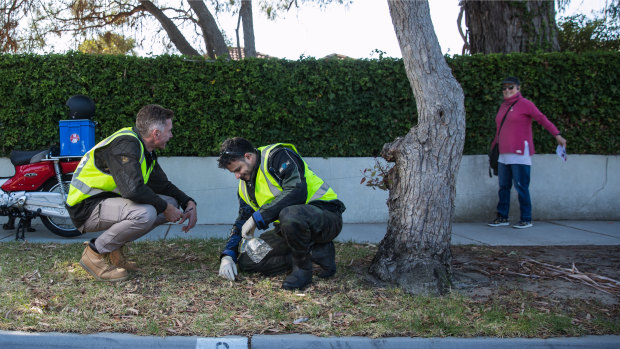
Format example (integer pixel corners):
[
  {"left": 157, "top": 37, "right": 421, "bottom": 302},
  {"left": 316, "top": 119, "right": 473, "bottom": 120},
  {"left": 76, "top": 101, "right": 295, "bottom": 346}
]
[{"left": 79, "top": 195, "right": 177, "bottom": 253}]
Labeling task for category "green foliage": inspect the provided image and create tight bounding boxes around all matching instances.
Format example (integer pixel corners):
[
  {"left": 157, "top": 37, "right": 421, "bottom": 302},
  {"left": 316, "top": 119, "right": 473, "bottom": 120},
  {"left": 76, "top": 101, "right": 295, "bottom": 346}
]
[
  {"left": 447, "top": 51, "right": 619, "bottom": 155},
  {"left": 558, "top": 14, "right": 620, "bottom": 52},
  {"left": 557, "top": 0, "right": 620, "bottom": 53},
  {"left": 0, "top": 51, "right": 617, "bottom": 157},
  {"left": 360, "top": 159, "right": 393, "bottom": 191},
  {"left": 78, "top": 32, "right": 136, "bottom": 55}
]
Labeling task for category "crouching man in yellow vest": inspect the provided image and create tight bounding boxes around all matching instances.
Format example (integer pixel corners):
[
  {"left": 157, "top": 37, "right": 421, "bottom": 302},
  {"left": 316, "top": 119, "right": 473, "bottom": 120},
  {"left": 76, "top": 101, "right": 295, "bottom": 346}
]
[
  {"left": 66, "top": 104, "right": 197, "bottom": 281},
  {"left": 217, "top": 137, "right": 346, "bottom": 290}
]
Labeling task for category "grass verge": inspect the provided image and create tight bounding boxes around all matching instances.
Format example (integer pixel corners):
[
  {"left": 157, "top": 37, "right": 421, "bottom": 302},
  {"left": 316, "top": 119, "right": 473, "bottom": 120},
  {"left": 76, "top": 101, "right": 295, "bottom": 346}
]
[{"left": 0, "top": 240, "right": 618, "bottom": 337}]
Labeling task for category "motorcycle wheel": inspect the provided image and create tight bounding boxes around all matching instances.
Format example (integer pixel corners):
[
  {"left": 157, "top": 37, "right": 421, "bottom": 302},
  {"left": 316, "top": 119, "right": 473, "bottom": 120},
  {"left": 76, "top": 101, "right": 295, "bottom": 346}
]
[{"left": 40, "top": 176, "right": 81, "bottom": 238}]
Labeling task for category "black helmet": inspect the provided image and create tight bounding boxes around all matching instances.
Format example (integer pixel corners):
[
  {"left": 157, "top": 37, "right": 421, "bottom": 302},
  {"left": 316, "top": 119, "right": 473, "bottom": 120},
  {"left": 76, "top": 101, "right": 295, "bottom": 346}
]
[{"left": 66, "top": 95, "right": 95, "bottom": 119}]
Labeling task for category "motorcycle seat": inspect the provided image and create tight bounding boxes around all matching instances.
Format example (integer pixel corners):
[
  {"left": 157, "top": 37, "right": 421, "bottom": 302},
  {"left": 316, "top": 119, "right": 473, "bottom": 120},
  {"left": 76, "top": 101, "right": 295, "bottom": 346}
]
[{"left": 10, "top": 149, "right": 49, "bottom": 166}]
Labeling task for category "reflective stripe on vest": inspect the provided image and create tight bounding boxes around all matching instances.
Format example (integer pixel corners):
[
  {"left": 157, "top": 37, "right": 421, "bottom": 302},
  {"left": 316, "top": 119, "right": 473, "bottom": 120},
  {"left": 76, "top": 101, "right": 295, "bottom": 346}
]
[
  {"left": 66, "top": 127, "right": 155, "bottom": 207},
  {"left": 238, "top": 143, "right": 337, "bottom": 211}
]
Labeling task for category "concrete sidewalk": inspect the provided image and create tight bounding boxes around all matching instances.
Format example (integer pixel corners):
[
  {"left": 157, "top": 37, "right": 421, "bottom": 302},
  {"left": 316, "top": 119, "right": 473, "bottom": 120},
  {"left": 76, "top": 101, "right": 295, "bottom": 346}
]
[
  {"left": 1, "top": 220, "right": 618, "bottom": 349},
  {"left": 2, "top": 220, "right": 619, "bottom": 246}
]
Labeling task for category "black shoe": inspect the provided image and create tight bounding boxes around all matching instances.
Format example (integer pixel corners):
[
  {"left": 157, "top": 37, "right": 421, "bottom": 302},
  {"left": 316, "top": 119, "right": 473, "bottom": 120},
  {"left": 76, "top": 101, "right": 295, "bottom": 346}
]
[
  {"left": 282, "top": 255, "right": 313, "bottom": 291},
  {"left": 488, "top": 214, "right": 509, "bottom": 227},
  {"left": 513, "top": 221, "right": 533, "bottom": 229},
  {"left": 311, "top": 242, "right": 336, "bottom": 278}
]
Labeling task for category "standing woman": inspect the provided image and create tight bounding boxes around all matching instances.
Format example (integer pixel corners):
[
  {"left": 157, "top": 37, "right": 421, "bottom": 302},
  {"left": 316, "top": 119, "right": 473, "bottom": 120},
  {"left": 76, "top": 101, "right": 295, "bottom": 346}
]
[{"left": 488, "top": 77, "right": 567, "bottom": 229}]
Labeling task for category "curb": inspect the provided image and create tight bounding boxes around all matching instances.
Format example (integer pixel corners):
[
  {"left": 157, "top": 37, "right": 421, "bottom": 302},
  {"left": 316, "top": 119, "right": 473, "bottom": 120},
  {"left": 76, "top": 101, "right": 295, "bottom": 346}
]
[
  {"left": 251, "top": 334, "right": 620, "bottom": 348},
  {"left": 0, "top": 331, "right": 246, "bottom": 349},
  {"left": 1, "top": 331, "right": 619, "bottom": 349}
]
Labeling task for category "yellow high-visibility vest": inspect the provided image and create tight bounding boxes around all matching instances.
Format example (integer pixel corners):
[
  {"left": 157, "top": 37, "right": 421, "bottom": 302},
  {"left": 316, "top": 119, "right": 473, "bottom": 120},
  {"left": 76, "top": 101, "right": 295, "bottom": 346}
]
[
  {"left": 66, "top": 127, "right": 155, "bottom": 206},
  {"left": 238, "top": 143, "right": 337, "bottom": 211}
]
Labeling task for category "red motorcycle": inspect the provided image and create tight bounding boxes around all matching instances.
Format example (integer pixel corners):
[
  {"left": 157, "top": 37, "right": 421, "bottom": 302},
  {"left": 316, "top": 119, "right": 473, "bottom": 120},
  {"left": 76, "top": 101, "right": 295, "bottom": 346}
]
[
  {"left": 1, "top": 149, "right": 81, "bottom": 239},
  {"left": 1, "top": 95, "right": 96, "bottom": 240}
]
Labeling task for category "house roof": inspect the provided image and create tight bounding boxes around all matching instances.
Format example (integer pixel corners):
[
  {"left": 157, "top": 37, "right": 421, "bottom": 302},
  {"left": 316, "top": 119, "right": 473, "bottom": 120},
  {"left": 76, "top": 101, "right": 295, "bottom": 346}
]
[
  {"left": 227, "top": 47, "right": 275, "bottom": 60},
  {"left": 226, "top": 48, "right": 350, "bottom": 60}
]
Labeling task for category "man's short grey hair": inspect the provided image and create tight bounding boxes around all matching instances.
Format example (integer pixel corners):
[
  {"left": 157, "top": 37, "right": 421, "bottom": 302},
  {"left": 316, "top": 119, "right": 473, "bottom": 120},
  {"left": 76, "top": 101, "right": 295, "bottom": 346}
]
[{"left": 135, "top": 104, "right": 174, "bottom": 137}]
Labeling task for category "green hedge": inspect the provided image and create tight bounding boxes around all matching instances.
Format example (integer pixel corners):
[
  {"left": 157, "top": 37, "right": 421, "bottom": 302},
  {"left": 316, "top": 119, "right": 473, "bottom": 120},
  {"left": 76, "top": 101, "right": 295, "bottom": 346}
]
[
  {"left": 0, "top": 51, "right": 617, "bottom": 157},
  {"left": 450, "top": 51, "right": 619, "bottom": 157}
]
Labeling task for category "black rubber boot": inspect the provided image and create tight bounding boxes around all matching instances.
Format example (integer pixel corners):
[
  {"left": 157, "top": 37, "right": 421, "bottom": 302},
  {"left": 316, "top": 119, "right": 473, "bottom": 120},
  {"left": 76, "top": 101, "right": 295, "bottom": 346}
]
[
  {"left": 311, "top": 242, "right": 336, "bottom": 279},
  {"left": 282, "top": 254, "right": 313, "bottom": 291},
  {"left": 3, "top": 216, "right": 15, "bottom": 230}
]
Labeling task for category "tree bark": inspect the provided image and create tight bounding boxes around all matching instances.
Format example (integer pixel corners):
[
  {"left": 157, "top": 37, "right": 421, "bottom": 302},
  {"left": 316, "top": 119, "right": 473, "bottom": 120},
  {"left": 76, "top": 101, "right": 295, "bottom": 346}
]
[
  {"left": 187, "top": 0, "right": 229, "bottom": 58},
  {"left": 368, "top": 0, "right": 465, "bottom": 295},
  {"left": 240, "top": 0, "right": 256, "bottom": 57},
  {"left": 462, "top": 0, "right": 560, "bottom": 54},
  {"left": 139, "top": 0, "right": 200, "bottom": 56}
]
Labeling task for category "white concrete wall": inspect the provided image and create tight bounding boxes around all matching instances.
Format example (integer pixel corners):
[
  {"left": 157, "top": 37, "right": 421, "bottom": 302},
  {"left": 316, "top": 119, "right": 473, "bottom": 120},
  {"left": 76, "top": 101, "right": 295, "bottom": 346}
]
[
  {"left": 455, "top": 155, "right": 619, "bottom": 221},
  {"left": 1, "top": 155, "right": 618, "bottom": 223}
]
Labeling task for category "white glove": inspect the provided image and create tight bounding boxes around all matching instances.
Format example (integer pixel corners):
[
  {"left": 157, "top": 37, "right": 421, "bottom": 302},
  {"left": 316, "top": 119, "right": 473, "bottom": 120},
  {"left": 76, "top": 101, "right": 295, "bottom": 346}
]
[
  {"left": 219, "top": 256, "right": 237, "bottom": 281},
  {"left": 241, "top": 217, "right": 256, "bottom": 239}
]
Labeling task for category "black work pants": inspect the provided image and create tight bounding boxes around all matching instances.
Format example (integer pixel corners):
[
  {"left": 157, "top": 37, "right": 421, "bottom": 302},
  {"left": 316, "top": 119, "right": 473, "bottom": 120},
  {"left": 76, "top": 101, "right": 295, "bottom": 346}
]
[{"left": 238, "top": 204, "right": 342, "bottom": 275}]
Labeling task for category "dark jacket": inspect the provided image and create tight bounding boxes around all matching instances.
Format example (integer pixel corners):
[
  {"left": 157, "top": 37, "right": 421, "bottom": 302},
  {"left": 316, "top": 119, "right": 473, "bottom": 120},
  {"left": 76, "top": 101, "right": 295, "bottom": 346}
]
[
  {"left": 67, "top": 126, "right": 194, "bottom": 228},
  {"left": 220, "top": 146, "right": 345, "bottom": 261}
]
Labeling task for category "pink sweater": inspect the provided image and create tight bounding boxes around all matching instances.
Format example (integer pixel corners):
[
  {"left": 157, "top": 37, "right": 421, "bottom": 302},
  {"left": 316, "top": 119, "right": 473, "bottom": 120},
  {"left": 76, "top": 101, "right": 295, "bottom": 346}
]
[{"left": 492, "top": 92, "right": 560, "bottom": 155}]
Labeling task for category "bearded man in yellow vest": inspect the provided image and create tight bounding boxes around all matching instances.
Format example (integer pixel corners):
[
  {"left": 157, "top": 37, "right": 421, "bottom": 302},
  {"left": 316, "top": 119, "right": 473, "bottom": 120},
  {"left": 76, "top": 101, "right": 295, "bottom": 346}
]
[
  {"left": 66, "top": 104, "right": 197, "bottom": 282},
  {"left": 217, "top": 137, "right": 346, "bottom": 290}
]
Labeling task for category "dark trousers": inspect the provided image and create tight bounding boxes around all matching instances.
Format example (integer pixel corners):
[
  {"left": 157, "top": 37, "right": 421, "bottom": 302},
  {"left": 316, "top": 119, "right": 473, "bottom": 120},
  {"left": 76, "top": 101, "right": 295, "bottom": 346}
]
[
  {"left": 238, "top": 229, "right": 291, "bottom": 276},
  {"left": 497, "top": 162, "right": 532, "bottom": 222},
  {"left": 238, "top": 204, "right": 342, "bottom": 276}
]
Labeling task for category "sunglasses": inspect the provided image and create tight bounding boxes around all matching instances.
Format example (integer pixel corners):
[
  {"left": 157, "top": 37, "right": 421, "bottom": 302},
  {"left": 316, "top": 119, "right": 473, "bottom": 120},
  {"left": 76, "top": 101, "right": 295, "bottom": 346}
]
[
  {"left": 219, "top": 150, "right": 245, "bottom": 157},
  {"left": 502, "top": 85, "right": 516, "bottom": 91}
]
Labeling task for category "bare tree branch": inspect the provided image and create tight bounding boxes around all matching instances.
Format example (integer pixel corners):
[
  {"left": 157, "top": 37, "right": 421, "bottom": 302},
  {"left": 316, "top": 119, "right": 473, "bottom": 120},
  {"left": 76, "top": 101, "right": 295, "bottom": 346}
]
[
  {"left": 457, "top": 3, "right": 469, "bottom": 54},
  {"left": 188, "top": 0, "right": 228, "bottom": 58},
  {"left": 1, "top": 0, "right": 35, "bottom": 52},
  {"left": 140, "top": 0, "right": 200, "bottom": 56},
  {"left": 240, "top": 0, "right": 255, "bottom": 57}
]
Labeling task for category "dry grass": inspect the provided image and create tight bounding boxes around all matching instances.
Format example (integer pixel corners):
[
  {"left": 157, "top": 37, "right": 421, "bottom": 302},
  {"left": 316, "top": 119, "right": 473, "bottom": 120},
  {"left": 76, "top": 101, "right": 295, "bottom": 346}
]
[{"left": 0, "top": 240, "right": 618, "bottom": 337}]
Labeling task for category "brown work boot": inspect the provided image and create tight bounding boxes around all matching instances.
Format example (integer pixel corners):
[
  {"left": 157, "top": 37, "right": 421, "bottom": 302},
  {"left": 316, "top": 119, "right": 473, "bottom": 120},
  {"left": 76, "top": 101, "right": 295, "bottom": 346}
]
[
  {"left": 109, "top": 245, "right": 139, "bottom": 271},
  {"left": 79, "top": 245, "right": 128, "bottom": 282}
]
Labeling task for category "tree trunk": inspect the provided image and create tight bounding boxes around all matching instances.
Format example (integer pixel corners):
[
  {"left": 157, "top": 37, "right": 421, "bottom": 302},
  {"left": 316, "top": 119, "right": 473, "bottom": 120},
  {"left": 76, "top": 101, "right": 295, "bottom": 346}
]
[
  {"left": 139, "top": 0, "right": 200, "bottom": 56},
  {"left": 462, "top": 0, "right": 560, "bottom": 53},
  {"left": 188, "top": 0, "right": 229, "bottom": 58},
  {"left": 368, "top": 0, "right": 465, "bottom": 295},
  {"left": 240, "top": 0, "right": 256, "bottom": 57}
]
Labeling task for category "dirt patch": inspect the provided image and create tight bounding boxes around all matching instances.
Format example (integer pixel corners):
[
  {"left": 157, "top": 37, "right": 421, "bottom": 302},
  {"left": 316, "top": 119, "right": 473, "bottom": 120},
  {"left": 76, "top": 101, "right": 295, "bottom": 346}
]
[{"left": 451, "top": 245, "right": 620, "bottom": 306}]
